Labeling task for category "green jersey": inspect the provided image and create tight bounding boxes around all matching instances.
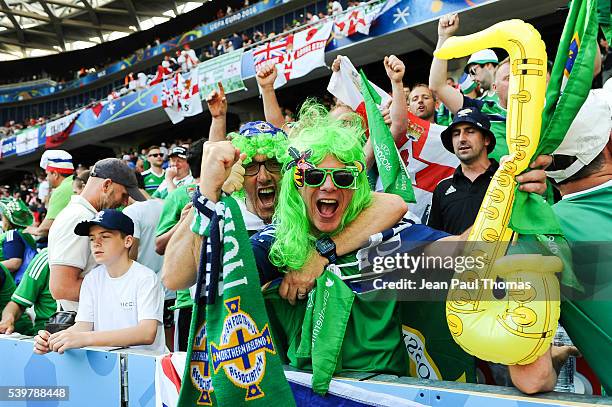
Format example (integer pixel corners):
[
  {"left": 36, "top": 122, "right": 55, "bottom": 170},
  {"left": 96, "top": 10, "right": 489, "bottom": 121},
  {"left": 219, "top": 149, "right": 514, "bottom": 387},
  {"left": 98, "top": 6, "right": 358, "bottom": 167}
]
[
  {"left": 11, "top": 248, "right": 56, "bottom": 334},
  {"left": 478, "top": 90, "right": 500, "bottom": 104},
  {"left": 0, "top": 264, "right": 34, "bottom": 335},
  {"left": 553, "top": 181, "right": 612, "bottom": 395},
  {"left": 435, "top": 103, "right": 453, "bottom": 126},
  {"left": 152, "top": 174, "right": 194, "bottom": 200},
  {"left": 264, "top": 253, "right": 409, "bottom": 377},
  {"left": 156, "top": 184, "right": 199, "bottom": 310},
  {"left": 46, "top": 175, "right": 74, "bottom": 220},
  {"left": 462, "top": 95, "right": 508, "bottom": 162},
  {"left": 142, "top": 168, "right": 165, "bottom": 194}
]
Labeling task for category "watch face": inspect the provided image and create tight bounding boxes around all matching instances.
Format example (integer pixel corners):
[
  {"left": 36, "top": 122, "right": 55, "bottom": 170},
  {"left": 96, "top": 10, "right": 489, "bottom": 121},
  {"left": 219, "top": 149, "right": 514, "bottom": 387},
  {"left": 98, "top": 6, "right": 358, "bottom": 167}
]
[{"left": 316, "top": 238, "right": 334, "bottom": 254}]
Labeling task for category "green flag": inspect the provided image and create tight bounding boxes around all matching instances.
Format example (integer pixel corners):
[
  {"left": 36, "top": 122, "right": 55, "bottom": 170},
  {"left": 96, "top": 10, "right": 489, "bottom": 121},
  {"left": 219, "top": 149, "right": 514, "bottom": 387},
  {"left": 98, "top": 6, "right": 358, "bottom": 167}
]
[
  {"left": 296, "top": 270, "right": 354, "bottom": 394},
  {"left": 178, "top": 195, "right": 295, "bottom": 406},
  {"left": 510, "top": 0, "right": 598, "bottom": 235},
  {"left": 359, "top": 69, "right": 415, "bottom": 203}
]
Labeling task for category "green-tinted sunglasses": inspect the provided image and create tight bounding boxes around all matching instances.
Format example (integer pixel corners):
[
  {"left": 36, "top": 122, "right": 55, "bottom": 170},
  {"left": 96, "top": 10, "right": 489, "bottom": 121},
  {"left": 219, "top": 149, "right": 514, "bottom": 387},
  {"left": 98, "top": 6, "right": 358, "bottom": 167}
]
[{"left": 303, "top": 167, "right": 359, "bottom": 189}]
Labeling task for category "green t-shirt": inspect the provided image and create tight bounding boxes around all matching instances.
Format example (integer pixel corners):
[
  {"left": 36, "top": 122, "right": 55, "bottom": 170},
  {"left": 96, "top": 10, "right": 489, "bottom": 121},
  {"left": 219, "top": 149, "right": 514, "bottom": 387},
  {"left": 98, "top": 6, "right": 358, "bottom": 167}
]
[
  {"left": 553, "top": 181, "right": 612, "bottom": 395},
  {"left": 478, "top": 90, "right": 500, "bottom": 104},
  {"left": 152, "top": 174, "right": 194, "bottom": 200},
  {"left": 435, "top": 103, "right": 453, "bottom": 126},
  {"left": 462, "top": 95, "right": 508, "bottom": 163},
  {"left": 11, "top": 248, "right": 56, "bottom": 334},
  {"left": 46, "top": 175, "right": 74, "bottom": 220},
  {"left": 264, "top": 253, "right": 409, "bottom": 377},
  {"left": 142, "top": 168, "right": 165, "bottom": 194},
  {"left": 0, "top": 264, "right": 34, "bottom": 335},
  {"left": 156, "top": 184, "right": 199, "bottom": 310}
]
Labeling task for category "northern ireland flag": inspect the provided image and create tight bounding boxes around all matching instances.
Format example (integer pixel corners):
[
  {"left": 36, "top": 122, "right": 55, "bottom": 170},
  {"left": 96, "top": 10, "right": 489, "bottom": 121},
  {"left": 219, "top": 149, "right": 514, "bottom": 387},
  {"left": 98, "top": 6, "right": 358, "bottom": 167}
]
[
  {"left": 45, "top": 110, "right": 81, "bottom": 148},
  {"left": 155, "top": 352, "right": 186, "bottom": 407},
  {"left": 162, "top": 71, "right": 203, "bottom": 124},
  {"left": 394, "top": 113, "right": 459, "bottom": 222},
  {"left": 253, "top": 21, "right": 333, "bottom": 89},
  {"left": 327, "top": 55, "right": 391, "bottom": 122},
  {"left": 334, "top": 0, "right": 401, "bottom": 37}
]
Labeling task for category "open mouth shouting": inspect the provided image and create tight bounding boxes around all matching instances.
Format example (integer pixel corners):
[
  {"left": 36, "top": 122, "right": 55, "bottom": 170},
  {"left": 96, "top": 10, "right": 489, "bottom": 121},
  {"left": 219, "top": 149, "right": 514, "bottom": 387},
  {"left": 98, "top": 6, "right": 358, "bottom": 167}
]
[
  {"left": 257, "top": 186, "right": 276, "bottom": 209},
  {"left": 316, "top": 198, "right": 339, "bottom": 218}
]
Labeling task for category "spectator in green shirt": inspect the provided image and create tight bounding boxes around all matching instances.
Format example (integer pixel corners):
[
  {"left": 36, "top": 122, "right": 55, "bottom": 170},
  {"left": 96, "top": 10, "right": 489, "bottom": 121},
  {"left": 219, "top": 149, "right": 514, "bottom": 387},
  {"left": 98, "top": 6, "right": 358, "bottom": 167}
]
[
  {"left": 0, "top": 198, "right": 36, "bottom": 283},
  {"left": 429, "top": 13, "right": 509, "bottom": 162},
  {"left": 511, "top": 86, "right": 612, "bottom": 395},
  {"left": 24, "top": 150, "right": 75, "bottom": 238},
  {"left": 0, "top": 263, "right": 34, "bottom": 335},
  {"left": 0, "top": 249, "right": 55, "bottom": 336},
  {"left": 142, "top": 145, "right": 166, "bottom": 194}
]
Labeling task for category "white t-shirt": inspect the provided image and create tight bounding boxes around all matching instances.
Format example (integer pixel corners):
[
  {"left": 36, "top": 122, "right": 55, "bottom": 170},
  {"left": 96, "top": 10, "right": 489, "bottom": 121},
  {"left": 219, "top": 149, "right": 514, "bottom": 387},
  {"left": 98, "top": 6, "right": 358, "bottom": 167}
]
[
  {"left": 123, "top": 200, "right": 173, "bottom": 299},
  {"left": 38, "top": 180, "right": 50, "bottom": 201},
  {"left": 48, "top": 195, "right": 98, "bottom": 312},
  {"left": 76, "top": 261, "right": 166, "bottom": 354}
]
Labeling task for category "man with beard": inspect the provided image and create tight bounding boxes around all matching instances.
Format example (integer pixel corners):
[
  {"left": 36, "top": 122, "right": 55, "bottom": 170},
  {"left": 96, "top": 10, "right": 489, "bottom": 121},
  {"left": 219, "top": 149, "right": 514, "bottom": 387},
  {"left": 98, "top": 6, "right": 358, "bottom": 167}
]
[
  {"left": 48, "top": 158, "right": 145, "bottom": 312},
  {"left": 408, "top": 83, "right": 436, "bottom": 123},
  {"left": 464, "top": 49, "right": 499, "bottom": 103},
  {"left": 427, "top": 108, "right": 497, "bottom": 234}
]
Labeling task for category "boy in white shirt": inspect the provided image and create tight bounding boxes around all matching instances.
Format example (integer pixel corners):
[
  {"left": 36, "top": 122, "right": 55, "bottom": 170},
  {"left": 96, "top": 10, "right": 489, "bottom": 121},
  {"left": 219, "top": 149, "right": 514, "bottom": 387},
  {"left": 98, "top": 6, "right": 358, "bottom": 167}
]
[{"left": 33, "top": 209, "right": 166, "bottom": 354}]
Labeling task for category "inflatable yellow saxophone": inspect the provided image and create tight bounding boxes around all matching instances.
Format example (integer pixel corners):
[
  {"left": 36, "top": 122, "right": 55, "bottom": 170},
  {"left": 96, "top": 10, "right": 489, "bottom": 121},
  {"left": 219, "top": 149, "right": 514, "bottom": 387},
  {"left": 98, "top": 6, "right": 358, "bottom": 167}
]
[{"left": 434, "top": 20, "right": 562, "bottom": 365}]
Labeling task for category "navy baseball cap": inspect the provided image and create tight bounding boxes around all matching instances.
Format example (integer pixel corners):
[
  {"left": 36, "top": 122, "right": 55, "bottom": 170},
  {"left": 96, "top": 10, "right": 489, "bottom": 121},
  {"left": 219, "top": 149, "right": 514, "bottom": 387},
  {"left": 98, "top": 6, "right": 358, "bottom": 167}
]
[
  {"left": 440, "top": 107, "right": 496, "bottom": 154},
  {"left": 74, "top": 209, "right": 135, "bottom": 236},
  {"left": 169, "top": 146, "right": 188, "bottom": 160}
]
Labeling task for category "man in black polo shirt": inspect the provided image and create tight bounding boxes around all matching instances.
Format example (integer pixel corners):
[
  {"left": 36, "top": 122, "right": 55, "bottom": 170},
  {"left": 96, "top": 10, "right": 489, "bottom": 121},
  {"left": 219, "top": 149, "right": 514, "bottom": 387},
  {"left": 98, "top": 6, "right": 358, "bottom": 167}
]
[{"left": 427, "top": 107, "right": 497, "bottom": 234}]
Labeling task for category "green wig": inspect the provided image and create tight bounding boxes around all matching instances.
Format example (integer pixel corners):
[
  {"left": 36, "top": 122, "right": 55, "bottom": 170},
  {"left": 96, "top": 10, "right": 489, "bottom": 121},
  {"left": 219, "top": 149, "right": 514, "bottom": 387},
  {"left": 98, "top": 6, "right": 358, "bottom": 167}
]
[
  {"left": 269, "top": 102, "right": 372, "bottom": 271},
  {"left": 228, "top": 121, "right": 289, "bottom": 197}
]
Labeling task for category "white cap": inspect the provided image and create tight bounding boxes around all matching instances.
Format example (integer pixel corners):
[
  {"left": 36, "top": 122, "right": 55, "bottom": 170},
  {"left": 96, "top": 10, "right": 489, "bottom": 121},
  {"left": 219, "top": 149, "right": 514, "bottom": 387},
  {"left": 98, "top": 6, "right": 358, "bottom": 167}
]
[
  {"left": 546, "top": 79, "right": 612, "bottom": 183},
  {"left": 464, "top": 49, "right": 499, "bottom": 73},
  {"left": 122, "top": 154, "right": 131, "bottom": 161},
  {"left": 40, "top": 150, "right": 74, "bottom": 174}
]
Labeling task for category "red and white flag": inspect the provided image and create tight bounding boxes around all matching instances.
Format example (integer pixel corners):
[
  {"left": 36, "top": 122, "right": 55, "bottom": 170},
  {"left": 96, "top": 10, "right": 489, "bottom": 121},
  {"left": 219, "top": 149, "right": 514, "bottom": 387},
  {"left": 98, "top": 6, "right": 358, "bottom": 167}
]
[
  {"left": 334, "top": 0, "right": 401, "bottom": 37},
  {"left": 155, "top": 352, "right": 186, "bottom": 407},
  {"left": 327, "top": 55, "right": 391, "bottom": 120},
  {"left": 45, "top": 110, "right": 81, "bottom": 148},
  {"left": 162, "top": 71, "right": 203, "bottom": 124},
  {"left": 394, "top": 113, "right": 459, "bottom": 222},
  {"left": 253, "top": 21, "right": 334, "bottom": 89}
]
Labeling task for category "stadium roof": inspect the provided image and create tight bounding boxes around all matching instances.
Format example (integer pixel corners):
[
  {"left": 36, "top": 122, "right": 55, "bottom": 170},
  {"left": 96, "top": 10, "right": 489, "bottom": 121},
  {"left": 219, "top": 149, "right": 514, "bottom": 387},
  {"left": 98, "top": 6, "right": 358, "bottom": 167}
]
[{"left": 0, "top": 0, "right": 208, "bottom": 60}]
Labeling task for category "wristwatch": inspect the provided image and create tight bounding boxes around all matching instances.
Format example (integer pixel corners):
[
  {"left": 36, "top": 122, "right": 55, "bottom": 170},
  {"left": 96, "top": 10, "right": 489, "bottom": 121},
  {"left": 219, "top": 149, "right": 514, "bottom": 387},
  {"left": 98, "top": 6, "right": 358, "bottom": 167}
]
[{"left": 315, "top": 236, "right": 337, "bottom": 264}]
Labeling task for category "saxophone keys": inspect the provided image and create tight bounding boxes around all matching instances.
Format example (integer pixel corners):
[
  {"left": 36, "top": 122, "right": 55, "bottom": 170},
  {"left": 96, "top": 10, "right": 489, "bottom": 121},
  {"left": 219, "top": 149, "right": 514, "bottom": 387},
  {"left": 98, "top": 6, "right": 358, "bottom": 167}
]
[
  {"left": 509, "top": 306, "right": 537, "bottom": 328},
  {"left": 487, "top": 188, "right": 505, "bottom": 203},
  {"left": 447, "top": 314, "right": 463, "bottom": 337}
]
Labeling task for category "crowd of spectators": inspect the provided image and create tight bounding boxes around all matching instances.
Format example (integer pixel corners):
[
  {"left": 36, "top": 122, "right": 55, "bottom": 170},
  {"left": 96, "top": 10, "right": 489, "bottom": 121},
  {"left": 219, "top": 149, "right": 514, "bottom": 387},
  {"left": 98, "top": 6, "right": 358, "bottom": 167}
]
[{"left": 0, "top": 1, "right": 359, "bottom": 139}]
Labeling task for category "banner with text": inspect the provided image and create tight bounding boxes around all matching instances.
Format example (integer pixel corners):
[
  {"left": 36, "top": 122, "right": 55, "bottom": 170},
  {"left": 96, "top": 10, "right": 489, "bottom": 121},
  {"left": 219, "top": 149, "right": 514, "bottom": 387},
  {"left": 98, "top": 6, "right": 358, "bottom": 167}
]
[{"left": 198, "top": 49, "right": 246, "bottom": 97}]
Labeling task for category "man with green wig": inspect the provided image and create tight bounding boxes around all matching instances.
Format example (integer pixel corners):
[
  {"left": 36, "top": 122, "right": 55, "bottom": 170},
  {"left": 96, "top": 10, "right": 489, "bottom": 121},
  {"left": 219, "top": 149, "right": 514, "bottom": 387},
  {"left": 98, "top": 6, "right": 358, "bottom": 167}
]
[{"left": 164, "top": 104, "right": 460, "bottom": 394}]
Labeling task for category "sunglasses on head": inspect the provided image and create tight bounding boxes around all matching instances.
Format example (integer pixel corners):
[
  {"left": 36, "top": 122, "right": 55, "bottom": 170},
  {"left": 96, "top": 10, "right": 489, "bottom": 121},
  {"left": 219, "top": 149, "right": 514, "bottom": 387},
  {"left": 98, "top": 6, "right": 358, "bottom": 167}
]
[
  {"left": 468, "top": 64, "right": 482, "bottom": 76},
  {"left": 243, "top": 160, "right": 282, "bottom": 176},
  {"left": 303, "top": 167, "right": 359, "bottom": 189},
  {"left": 148, "top": 153, "right": 163, "bottom": 158}
]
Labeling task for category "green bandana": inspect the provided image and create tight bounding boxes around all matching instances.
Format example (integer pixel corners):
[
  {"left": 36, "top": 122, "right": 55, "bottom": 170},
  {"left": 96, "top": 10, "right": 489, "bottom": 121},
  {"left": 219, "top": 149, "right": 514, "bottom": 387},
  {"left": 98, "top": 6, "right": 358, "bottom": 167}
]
[
  {"left": 178, "top": 194, "right": 295, "bottom": 407},
  {"left": 295, "top": 270, "right": 354, "bottom": 394}
]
